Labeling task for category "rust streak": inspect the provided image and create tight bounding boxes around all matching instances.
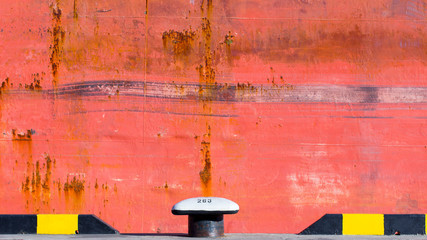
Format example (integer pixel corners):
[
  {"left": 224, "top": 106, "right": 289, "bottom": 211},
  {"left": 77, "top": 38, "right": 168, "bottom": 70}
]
[
  {"left": 42, "top": 155, "right": 52, "bottom": 190},
  {"left": 63, "top": 176, "right": 85, "bottom": 193},
  {"left": 12, "top": 129, "right": 32, "bottom": 141},
  {"left": 25, "top": 73, "right": 44, "bottom": 91},
  {"left": 224, "top": 31, "right": 234, "bottom": 64},
  {"left": 21, "top": 154, "right": 55, "bottom": 212},
  {"left": 49, "top": 0, "right": 65, "bottom": 87},
  {"left": 197, "top": 0, "right": 214, "bottom": 197},
  {"left": 73, "top": 0, "right": 78, "bottom": 20},
  {"left": 162, "top": 29, "right": 196, "bottom": 60},
  {"left": 199, "top": 132, "right": 212, "bottom": 196},
  {"left": 0, "top": 77, "right": 10, "bottom": 93}
]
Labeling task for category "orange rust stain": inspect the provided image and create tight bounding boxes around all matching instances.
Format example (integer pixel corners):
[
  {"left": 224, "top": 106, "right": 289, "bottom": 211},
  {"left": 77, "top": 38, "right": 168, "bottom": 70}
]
[
  {"left": 22, "top": 176, "right": 30, "bottom": 192},
  {"left": 232, "top": 22, "right": 426, "bottom": 67},
  {"left": 24, "top": 73, "right": 44, "bottom": 91},
  {"left": 224, "top": 31, "right": 234, "bottom": 64},
  {"left": 265, "top": 69, "right": 295, "bottom": 90},
  {"left": 145, "top": 0, "right": 149, "bottom": 15},
  {"left": 56, "top": 179, "right": 62, "bottom": 192},
  {"left": 41, "top": 155, "right": 53, "bottom": 190},
  {"left": 200, "top": 0, "right": 213, "bottom": 17},
  {"left": 199, "top": 136, "right": 212, "bottom": 196},
  {"left": 63, "top": 175, "right": 85, "bottom": 212},
  {"left": 154, "top": 181, "right": 169, "bottom": 190},
  {"left": 1, "top": 74, "right": 43, "bottom": 92},
  {"left": 237, "top": 82, "right": 256, "bottom": 92},
  {"left": 198, "top": 123, "right": 212, "bottom": 197},
  {"left": 19, "top": 152, "right": 88, "bottom": 213},
  {"left": 73, "top": 0, "right": 78, "bottom": 20},
  {"left": 162, "top": 29, "right": 197, "bottom": 63},
  {"left": 196, "top": 0, "right": 215, "bottom": 197},
  {"left": 0, "top": 77, "right": 10, "bottom": 93},
  {"left": 198, "top": 18, "right": 215, "bottom": 85},
  {"left": 21, "top": 154, "right": 54, "bottom": 213},
  {"left": 12, "top": 129, "right": 33, "bottom": 141},
  {"left": 64, "top": 28, "right": 138, "bottom": 72},
  {"left": 63, "top": 176, "right": 85, "bottom": 193},
  {"left": 34, "top": 161, "right": 42, "bottom": 188},
  {"left": 49, "top": 0, "right": 65, "bottom": 86}
]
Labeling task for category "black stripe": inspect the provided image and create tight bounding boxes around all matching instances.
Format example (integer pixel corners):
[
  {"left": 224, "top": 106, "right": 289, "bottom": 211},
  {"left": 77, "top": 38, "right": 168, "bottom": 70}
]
[
  {"left": 299, "top": 214, "right": 342, "bottom": 235},
  {"left": 384, "top": 214, "right": 425, "bottom": 235},
  {"left": 0, "top": 215, "right": 37, "bottom": 234},
  {"left": 78, "top": 215, "right": 118, "bottom": 234}
]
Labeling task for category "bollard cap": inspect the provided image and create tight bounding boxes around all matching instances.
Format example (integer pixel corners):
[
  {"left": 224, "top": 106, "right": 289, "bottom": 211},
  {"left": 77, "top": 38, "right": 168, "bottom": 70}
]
[{"left": 172, "top": 197, "right": 239, "bottom": 215}]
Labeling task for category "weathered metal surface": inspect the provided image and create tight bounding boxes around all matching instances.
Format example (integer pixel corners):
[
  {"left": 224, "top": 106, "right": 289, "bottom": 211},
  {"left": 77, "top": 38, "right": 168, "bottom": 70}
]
[
  {"left": 188, "top": 214, "right": 224, "bottom": 237},
  {"left": 0, "top": 0, "right": 426, "bottom": 234}
]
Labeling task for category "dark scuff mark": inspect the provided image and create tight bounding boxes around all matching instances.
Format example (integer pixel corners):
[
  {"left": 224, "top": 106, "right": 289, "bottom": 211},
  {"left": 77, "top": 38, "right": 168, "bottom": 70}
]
[
  {"left": 391, "top": 0, "right": 426, "bottom": 20},
  {"left": 3, "top": 80, "right": 426, "bottom": 104},
  {"left": 96, "top": 9, "right": 112, "bottom": 13},
  {"left": 68, "top": 109, "right": 237, "bottom": 118},
  {"left": 358, "top": 86, "right": 379, "bottom": 103},
  {"left": 49, "top": 0, "right": 65, "bottom": 87},
  {"left": 341, "top": 116, "right": 393, "bottom": 119}
]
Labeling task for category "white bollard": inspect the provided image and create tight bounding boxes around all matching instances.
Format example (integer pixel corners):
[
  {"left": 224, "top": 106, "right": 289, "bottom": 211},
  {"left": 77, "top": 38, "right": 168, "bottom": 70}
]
[{"left": 172, "top": 197, "right": 239, "bottom": 237}]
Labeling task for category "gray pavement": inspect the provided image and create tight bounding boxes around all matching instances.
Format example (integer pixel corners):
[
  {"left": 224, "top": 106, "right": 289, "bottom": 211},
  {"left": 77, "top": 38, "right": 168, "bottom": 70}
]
[{"left": 0, "top": 234, "right": 425, "bottom": 240}]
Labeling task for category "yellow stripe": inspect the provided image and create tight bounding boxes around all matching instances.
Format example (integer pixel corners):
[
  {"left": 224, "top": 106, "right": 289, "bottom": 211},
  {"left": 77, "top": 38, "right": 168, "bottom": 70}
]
[
  {"left": 343, "top": 214, "right": 384, "bottom": 235},
  {"left": 37, "top": 214, "right": 78, "bottom": 234}
]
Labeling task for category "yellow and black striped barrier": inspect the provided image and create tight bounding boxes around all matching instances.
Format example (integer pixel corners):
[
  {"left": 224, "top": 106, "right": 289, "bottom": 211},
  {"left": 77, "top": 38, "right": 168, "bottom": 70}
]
[
  {"left": 0, "top": 214, "right": 118, "bottom": 234},
  {"left": 300, "top": 214, "right": 426, "bottom": 235}
]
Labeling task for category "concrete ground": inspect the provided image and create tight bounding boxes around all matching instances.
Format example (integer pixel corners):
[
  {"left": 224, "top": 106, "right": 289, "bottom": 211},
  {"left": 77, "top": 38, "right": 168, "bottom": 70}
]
[{"left": 0, "top": 234, "right": 424, "bottom": 240}]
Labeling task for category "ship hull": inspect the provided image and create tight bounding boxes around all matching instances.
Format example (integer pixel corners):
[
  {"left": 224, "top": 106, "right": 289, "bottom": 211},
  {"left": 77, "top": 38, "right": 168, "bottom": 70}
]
[{"left": 0, "top": 0, "right": 426, "bottom": 234}]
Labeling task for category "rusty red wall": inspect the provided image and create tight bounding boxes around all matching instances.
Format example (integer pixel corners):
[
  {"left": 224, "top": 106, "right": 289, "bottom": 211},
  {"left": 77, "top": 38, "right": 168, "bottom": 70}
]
[{"left": 0, "top": 0, "right": 426, "bottom": 233}]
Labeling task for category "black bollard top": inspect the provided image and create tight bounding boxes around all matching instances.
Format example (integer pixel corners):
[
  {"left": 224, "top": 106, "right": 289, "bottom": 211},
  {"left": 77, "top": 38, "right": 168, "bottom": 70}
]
[{"left": 172, "top": 197, "right": 239, "bottom": 215}]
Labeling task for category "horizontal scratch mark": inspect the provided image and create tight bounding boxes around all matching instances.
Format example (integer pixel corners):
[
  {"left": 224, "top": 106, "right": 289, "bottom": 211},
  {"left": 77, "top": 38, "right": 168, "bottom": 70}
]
[
  {"left": 61, "top": 109, "right": 238, "bottom": 118},
  {"left": 3, "top": 80, "right": 427, "bottom": 104},
  {"left": 96, "top": 9, "right": 112, "bottom": 13},
  {"left": 74, "top": 15, "right": 427, "bottom": 23}
]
